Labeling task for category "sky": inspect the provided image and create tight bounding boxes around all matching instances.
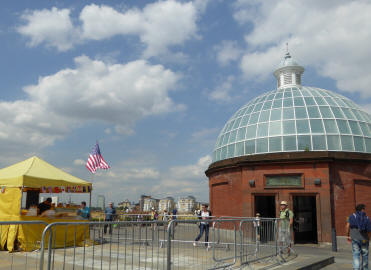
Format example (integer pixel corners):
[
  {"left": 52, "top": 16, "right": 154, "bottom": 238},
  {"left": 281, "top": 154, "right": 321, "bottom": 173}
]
[{"left": 0, "top": 0, "right": 370, "bottom": 205}]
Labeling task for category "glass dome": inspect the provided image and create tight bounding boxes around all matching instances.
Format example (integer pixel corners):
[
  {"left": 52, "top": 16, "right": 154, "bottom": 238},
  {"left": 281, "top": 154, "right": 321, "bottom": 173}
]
[{"left": 212, "top": 86, "right": 371, "bottom": 163}]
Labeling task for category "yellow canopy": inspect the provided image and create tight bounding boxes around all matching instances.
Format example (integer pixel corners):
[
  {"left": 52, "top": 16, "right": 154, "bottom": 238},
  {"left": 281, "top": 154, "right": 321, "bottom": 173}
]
[{"left": 0, "top": 156, "right": 91, "bottom": 189}]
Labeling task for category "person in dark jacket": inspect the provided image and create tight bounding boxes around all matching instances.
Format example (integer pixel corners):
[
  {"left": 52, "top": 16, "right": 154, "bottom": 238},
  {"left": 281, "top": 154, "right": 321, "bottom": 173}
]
[
  {"left": 193, "top": 204, "right": 212, "bottom": 248},
  {"left": 346, "top": 204, "right": 371, "bottom": 270}
]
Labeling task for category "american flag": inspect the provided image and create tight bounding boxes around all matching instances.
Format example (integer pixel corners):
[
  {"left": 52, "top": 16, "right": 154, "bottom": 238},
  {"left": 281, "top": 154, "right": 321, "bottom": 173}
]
[{"left": 86, "top": 142, "right": 110, "bottom": 173}]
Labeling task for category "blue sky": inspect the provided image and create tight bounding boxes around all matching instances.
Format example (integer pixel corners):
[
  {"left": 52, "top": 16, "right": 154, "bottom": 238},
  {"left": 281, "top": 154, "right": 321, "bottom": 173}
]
[{"left": 0, "top": 0, "right": 370, "bottom": 205}]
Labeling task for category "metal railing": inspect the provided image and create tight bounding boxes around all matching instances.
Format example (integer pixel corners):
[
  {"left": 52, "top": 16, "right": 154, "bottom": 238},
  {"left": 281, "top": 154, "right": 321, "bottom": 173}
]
[
  {"left": 0, "top": 218, "right": 293, "bottom": 269},
  {"left": 0, "top": 221, "right": 49, "bottom": 270}
]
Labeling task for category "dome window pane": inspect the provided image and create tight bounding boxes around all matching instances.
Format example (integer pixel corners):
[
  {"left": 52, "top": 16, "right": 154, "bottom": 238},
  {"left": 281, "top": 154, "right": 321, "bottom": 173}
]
[
  {"left": 283, "top": 108, "right": 295, "bottom": 120},
  {"left": 319, "top": 106, "right": 334, "bottom": 118},
  {"left": 259, "top": 110, "right": 270, "bottom": 122},
  {"left": 283, "top": 136, "right": 297, "bottom": 151},
  {"left": 307, "top": 106, "right": 321, "bottom": 118},
  {"left": 272, "top": 99, "right": 283, "bottom": 108},
  {"left": 359, "top": 122, "right": 371, "bottom": 137},
  {"left": 294, "top": 97, "right": 305, "bottom": 106},
  {"left": 227, "top": 144, "right": 235, "bottom": 158},
  {"left": 256, "top": 138, "right": 268, "bottom": 153},
  {"left": 314, "top": 97, "right": 326, "bottom": 105},
  {"left": 301, "top": 89, "right": 311, "bottom": 96},
  {"left": 353, "top": 136, "right": 365, "bottom": 152},
  {"left": 245, "top": 106, "right": 254, "bottom": 114},
  {"left": 331, "top": 107, "right": 345, "bottom": 118},
  {"left": 270, "top": 108, "right": 282, "bottom": 121},
  {"left": 229, "top": 129, "right": 237, "bottom": 143},
  {"left": 341, "top": 136, "right": 354, "bottom": 151},
  {"left": 283, "top": 98, "right": 293, "bottom": 107},
  {"left": 310, "top": 119, "right": 324, "bottom": 133},
  {"left": 295, "top": 107, "right": 308, "bottom": 119},
  {"left": 262, "top": 101, "right": 272, "bottom": 110},
  {"left": 327, "top": 135, "right": 341, "bottom": 150},
  {"left": 253, "top": 103, "right": 263, "bottom": 112},
  {"left": 237, "top": 127, "right": 246, "bottom": 141},
  {"left": 335, "top": 98, "right": 347, "bottom": 107},
  {"left": 257, "top": 123, "right": 269, "bottom": 137},
  {"left": 298, "top": 135, "right": 312, "bottom": 150},
  {"left": 336, "top": 120, "right": 351, "bottom": 134},
  {"left": 296, "top": 120, "right": 310, "bottom": 133},
  {"left": 222, "top": 132, "right": 230, "bottom": 145},
  {"left": 304, "top": 97, "right": 316, "bottom": 106},
  {"left": 266, "top": 93, "right": 275, "bottom": 101},
  {"left": 284, "top": 91, "right": 292, "bottom": 98},
  {"left": 240, "top": 114, "right": 250, "bottom": 126},
  {"left": 245, "top": 140, "right": 256, "bottom": 154},
  {"left": 249, "top": 113, "right": 260, "bottom": 124},
  {"left": 235, "top": 142, "right": 244, "bottom": 156},
  {"left": 352, "top": 110, "right": 365, "bottom": 121},
  {"left": 246, "top": 125, "right": 257, "bottom": 139},
  {"left": 283, "top": 120, "right": 296, "bottom": 134},
  {"left": 232, "top": 117, "right": 242, "bottom": 129},
  {"left": 324, "top": 119, "right": 338, "bottom": 133},
  {"left": 221, "top": 146, "right": 227, "bottom": 159},
  {"left": 365, "top": 138, "right": 371, "bottom": 153},
  {"left": 348, "top": 121, "right": 362, "bottom": 135},
  {"left": 269, "top": 121, "right": 282, "bottom": 136},
  {"left": 269, "top": 136, "right": 282, "bottom": 152},
  {"left": 341, "top": 108, "right": 356, "bottom": 120},
  {"left": 292, "top": 89, "right": 301, "bottom": 97},
  {"left": 324, "top": 97, "right": 337, "bottom": 106},
  {"left": 275, "top": 92, "right": 283, "bottom": 99},
  {"left": 312, "top": 135, "right": 326, "bottom": 150},
  {"left": 225, "top": 121, "right": 233, "bottom": 132},
  {"left": 362, "top": 112, "right": 371, "bottom": 122},
  {"left": 217, "top": 135, "right": 224, "bottom": 147}
]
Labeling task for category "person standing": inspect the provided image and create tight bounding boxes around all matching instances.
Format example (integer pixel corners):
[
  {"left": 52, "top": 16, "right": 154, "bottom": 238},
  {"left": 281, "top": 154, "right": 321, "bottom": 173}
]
[
  {"left": 278, "top": 201, "right": 294, "bottom": 254},
  {"left": 346, "top": 204, "right": 371, "bottom": 270},
  {"left": 194, "top": 204, "right": 212, "bottom": 248},
  {"left": 104, "top": 202, "right": 116, "bottom": 235},
  {"left": 77, "top": 201, "right": 90, "bottom": 219},
  {"left": 37, "top": 198, "right": 52, "bottom": 215}
]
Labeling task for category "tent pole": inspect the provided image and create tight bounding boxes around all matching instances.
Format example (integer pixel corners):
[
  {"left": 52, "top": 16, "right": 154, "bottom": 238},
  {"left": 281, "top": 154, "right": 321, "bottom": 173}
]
[
  {"left": 89, "top": 190, "right": 92, "bottom": 219},
  {"left": 20, "top": 186, "right": 24, "bottom": 215}
]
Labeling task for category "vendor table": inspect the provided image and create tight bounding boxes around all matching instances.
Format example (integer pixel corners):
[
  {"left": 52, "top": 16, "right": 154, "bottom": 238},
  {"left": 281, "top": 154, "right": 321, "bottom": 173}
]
[{"left": 0, "top": 216, "right": 89, "bottom": 252}]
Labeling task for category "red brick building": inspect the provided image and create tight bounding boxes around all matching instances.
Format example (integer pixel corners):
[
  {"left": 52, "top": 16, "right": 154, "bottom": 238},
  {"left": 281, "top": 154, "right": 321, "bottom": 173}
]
[{"left": 206, "top": 53, "right": 371, "bottom": 244}]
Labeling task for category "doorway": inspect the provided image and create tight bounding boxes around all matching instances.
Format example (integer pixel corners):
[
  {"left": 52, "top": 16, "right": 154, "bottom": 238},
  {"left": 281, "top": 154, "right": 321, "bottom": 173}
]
[
  {"left": 254, "top": 195, "right": 276, "bottom": 218},
  {"left": 293, "top": 195, "right": 318, "bottom": 243}
]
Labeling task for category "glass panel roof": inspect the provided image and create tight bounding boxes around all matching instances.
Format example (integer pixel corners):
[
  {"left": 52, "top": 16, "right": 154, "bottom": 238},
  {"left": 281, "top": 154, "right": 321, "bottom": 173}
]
[{"left": 213, "top": 86, "right": 371, "bottom": 162}]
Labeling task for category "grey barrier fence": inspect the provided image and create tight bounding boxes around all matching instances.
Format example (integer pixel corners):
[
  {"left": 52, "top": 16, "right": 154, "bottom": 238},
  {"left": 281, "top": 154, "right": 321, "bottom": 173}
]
[
  {"left": 0, "top": 221, "right": 49, "bottom": 270},
  {"left": 0, "top": 218, "right": 291, "bottom": 270}
]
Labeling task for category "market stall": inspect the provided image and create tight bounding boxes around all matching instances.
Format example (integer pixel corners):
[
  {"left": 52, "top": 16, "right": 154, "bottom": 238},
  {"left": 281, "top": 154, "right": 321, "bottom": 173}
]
[{"left": 0, "top": 156, "right": 92, "bottom": 251}]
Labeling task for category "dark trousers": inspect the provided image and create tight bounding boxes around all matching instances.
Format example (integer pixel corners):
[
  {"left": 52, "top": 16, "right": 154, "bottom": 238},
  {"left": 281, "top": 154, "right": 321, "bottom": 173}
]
[
  {"left": 104, "top": 220, "right": 113, "bottom": 234},
  {"left": 195, "top": 224, "right": 209, "bottom": 245}
]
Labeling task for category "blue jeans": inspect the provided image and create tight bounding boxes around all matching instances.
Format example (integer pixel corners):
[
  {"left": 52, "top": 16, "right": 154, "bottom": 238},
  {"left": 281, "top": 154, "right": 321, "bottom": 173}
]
[
  {"left": 195, "top": 224, "right": 209, "bottom": 245},
  {"left": 352, "top": 239, "right": 369, "bottom": 270}
]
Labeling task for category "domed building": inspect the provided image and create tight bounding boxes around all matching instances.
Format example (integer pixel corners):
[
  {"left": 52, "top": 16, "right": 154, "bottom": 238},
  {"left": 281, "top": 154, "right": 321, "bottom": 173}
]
[{"left": 205, "top": 52, "right": 371, "bottom": 244}]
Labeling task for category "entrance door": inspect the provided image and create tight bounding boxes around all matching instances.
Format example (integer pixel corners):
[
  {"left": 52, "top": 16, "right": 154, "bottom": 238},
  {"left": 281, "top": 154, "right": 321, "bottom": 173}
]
[
  {"left": 255, "top": 196, "right": 276, "bottom": 218},
  {"left": 293, "top": 196, "right": 318, "bottom": 243}
]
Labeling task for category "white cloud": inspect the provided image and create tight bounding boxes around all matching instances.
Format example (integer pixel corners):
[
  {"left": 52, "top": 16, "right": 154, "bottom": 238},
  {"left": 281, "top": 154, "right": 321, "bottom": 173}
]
[
  {"left": 0, "top": 56, "right": 182, "bottom": 148},
  {"left": 92, "top": 155, "right": 212, "bottom": 202},
  {"left": 214, "top": 40, "right": 242, "bottom": 66},
  {"left": 17, "top": 7, "right": 78, "bottom": 51},
  {"left": 73, "top": 159, "right": 86, "bottom": 166},
  {"left": 17, "top": 1, "right": 205, "bottom": 57},
  {"left": 208, "top": 75, "right": 235, "bottom": 102},
  {"left": 234, "top": 0, "right": 371, "bottom": 98}
]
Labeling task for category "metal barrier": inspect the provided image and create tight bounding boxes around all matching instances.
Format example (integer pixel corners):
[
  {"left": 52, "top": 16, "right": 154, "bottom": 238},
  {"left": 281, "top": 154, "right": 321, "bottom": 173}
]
[
  {"left": 0, "top": 221, "right": 48, "bottom": 270},
  {"left": 0, "top": 218, "right": 292, "bottom": 269}
]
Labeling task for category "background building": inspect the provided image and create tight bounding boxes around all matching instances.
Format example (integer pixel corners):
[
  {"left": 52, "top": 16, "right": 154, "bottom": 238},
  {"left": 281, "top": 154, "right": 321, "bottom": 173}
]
[
  {"left": 143, "top": 197, "right": 159, "bottom": 212},
  {"left": 159, "top": 197, "right": 175, "bottom": 212},
  {"left": 177, "top": 196, "right": 196, "bottom": 213},
  {"left": 97, "top": 195, "right": 105, "bottom": 210},
  {"left": 206, "top": 52, "right": 371, "bottom": 244}
]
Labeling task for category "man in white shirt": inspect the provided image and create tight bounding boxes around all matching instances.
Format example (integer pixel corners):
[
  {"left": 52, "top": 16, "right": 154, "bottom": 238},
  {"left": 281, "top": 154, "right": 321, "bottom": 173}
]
[{"left": 194, "top": 204, "right": 212, "bottom": 248}]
